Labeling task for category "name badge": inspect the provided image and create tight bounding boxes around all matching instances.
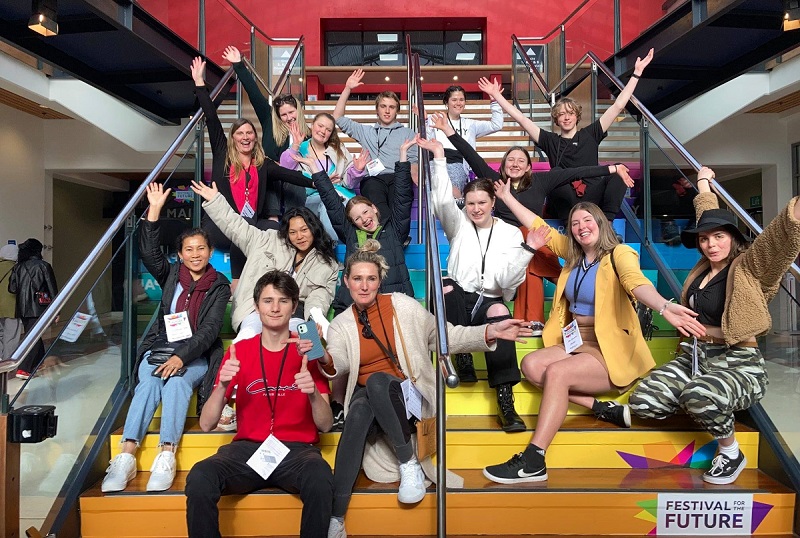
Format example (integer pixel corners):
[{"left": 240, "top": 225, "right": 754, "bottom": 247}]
[
  {"left": 246, "top": 434, "right": 290, "bottom": 480},
  {"left": 365, "top": 158, "right": 387, "bottom": 176},
  {"left": 562, "top": 319, "right": 583, "bottom": 354},
  {"left": 401, "top": 379, "right": 423, "bottom": 421},
  {"left": 470, "top": 290, "right": 485, "bottom": 321},
  {"left": 691, "top": 336, "right": 699, "bottom": 377},
  {"left": 164, "top": 312, "right": 193, "bottom": 342},
  {"left": 240, "top": 200, "right": 256, "bottom": 219}
]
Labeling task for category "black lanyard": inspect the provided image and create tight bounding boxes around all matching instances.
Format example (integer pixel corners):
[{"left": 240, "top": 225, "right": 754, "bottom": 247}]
[
  {"left": 356, "top": 302, "right": 402, "bottom": 374},
  {"left": 571, "top": 256, "right": 598, "bottom": 311},
  {"left": 448, "top": 116, "right": 463, "bottom": 136},
  {"left": 376, "top": 126, "right": 398, "bottom": 152},
  {"left": 309, "top": 145, "right": 332, "bottom": 175},
  {"left": 258, "top": 342, "right": 290, "bottom": 433},
  {"left": 473, "top": 220, "right": 495, "bottom": 289}
]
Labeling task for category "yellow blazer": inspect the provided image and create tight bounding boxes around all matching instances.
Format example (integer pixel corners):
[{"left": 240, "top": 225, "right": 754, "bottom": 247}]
[{"left": 530, "top": 215, "right": 655, "bottom": 387}]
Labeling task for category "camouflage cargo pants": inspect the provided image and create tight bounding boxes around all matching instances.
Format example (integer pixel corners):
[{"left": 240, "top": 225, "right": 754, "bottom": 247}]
[{"left": 628, "top": 341, "right": 768, "bottom": 439}]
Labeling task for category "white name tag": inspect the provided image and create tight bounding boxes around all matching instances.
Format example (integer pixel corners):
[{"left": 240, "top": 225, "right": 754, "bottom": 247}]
[
  {"left": 562, "top": 319, "right": 583, "bottom": 354},
  {"left": 164, "top": 312, "right": 193, "bottom": 342},
  {"left": 240, "top": 200, "right": 256, "bottom": 219},
  {"left": 246, "top": 434, "right": 290, "bottom": 480},
  {"left": 401, "top": 378, "right": 423, "bottom": 421},
  {"left": 365, "top": 158, "right": 387, "bottom": 176}
]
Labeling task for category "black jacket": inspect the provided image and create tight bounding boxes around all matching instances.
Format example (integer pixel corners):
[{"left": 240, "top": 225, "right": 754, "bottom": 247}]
[
  {"left": 9, "top": 257, "right": 58, "bottom": 319},
  {"left": 137, "top": 220, "right": 231, "bottom": 411},
  {"left": 316, "top": 164, "right": 415, "bottom": 314}
]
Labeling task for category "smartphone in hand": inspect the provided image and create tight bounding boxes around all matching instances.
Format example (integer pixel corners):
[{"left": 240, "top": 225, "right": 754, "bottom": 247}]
[{"left": 297, "top": 320, "right": 325, "bottom": 361}]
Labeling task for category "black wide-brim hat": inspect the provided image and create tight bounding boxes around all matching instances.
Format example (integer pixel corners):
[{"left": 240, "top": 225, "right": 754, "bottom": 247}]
[{"left": 680, "top": 208, "right": 748, "bottom": 249}]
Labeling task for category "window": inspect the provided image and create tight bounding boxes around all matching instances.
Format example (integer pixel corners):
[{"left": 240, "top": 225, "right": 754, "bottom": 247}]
[{"left": 325, "top": 30, "right": 482, "bottom": 66}]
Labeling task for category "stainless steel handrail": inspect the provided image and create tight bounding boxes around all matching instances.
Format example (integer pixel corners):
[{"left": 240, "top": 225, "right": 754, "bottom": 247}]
[
  {"left": 270, "top": 37, "right": 305, "bottom": 99},
  {"left": 219, "top": 0, "right": 298, "bottom": 43},
  {"left": 1, "top": 68, "right": 237, "bottom": 376},
  {"left": 238, "top": 36, "right": 304, "bottom": 100},
  {"left": 511, "top": 34, "right": 553, "bottom": 104},
  {"left": 514, "top": 0, "right": 593, "bottom": 41}
]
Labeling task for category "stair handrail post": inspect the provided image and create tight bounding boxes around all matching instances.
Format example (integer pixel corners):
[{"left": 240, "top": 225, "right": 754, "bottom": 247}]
[{"left": 198, "top": 0, "right": 206, "bottom": 55}]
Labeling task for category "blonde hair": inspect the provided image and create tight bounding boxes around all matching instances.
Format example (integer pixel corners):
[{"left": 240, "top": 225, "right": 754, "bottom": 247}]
[
  {"left": 551, "top": 97, "right": 583, "bottom": 124},
  {"left": 272, "top": 95, "right": 310, "bottom": 147},
  {"left": 562, "top": 202, "right": 620, "bottom": 270},
  {"left": 226, "top": 118, "right": 266, "bottom": 180},
  {"left": 344, "top": 239, "right": 389, "bottom": 280},
  {"left": 312, "top": 113, "right": 346, "bottom": 162}
]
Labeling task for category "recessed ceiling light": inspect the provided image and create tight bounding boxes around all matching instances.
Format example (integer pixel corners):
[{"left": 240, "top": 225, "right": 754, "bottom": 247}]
[
  {"left": 455, "top": 53, "right": 476, "bottom": 61},
  {"left": 380, "top": 54, "right": 399, "bottom": 62},
  {"left": 452, "top": 75, "right": 459, "bottom": 81},
  {"left": 461, "top": 33, "right": 481, "bottom": 42},
  {"left": 385, "top": 76, "right": 391, "bottom": 81},
  {"left": 377, "top": 33, "right": 398, "bottom": 43}
]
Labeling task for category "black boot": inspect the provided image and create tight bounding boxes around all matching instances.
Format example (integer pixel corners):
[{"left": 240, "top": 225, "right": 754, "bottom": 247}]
[
  {"left": 454, "top": 353, "right": 477, "bottom": 383},
  {"left": 496, "top": 383, "right": 525, "bottom": 432}
]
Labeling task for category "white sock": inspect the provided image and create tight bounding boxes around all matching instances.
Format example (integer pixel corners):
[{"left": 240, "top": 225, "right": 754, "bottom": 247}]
[{"left": 718, "top": 438, "right": 739, "bottom": 459}]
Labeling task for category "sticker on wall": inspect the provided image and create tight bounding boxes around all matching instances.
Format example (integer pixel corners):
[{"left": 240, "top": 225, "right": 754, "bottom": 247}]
[
  {"left": 635, "top": 494, "right": 773, "bottom": 535},
  {"left": 618, "top": 440, "right": 718, "bottom": 469}
]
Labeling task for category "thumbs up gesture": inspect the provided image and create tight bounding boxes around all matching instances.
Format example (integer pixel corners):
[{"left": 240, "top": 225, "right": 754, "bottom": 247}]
[
  {"left": 219, "top": 345, "right": 240, "bottom": 387},
  {"left": 294, "top": 356, "right": 316, "bottom": 394}
]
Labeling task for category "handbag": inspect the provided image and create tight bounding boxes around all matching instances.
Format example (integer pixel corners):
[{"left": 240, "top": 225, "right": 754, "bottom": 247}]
[
  {"left": 145, "top": 336, "right": 178, "bottom": 366},
  {"left": 35, "top": 290, "right": 52, "bottom": 306},
  {"left": 391, "top": 304, "right": 437, "bottom": 459},
  {"left": 609, "top": 246, "right": 657, "bottom": 340}
]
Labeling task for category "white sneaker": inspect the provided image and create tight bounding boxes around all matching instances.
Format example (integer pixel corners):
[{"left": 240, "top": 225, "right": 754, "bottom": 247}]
[
  {"left": 327, "top": 516, "right": 347, "bottom": 538},
  {"left": 216, "top": 404, "right": 237, "bottom": 431},
  {"left": 101, "top": 453, "right": 136, "bottom": 493},
  {"left": 397, "top": 456, "right": 426, "bottom": 504},
  {"left": 146, "top": 450, "right": 177, "bottom": 491}
]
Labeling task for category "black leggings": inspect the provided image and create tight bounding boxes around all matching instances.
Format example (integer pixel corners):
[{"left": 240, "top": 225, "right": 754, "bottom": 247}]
[
  {"left": 332, "top": 372, "right": 412, "bottom": 516},
  {"left": 19, "top": 317, "right": 45, "bottom": 374},
  {"left": 442, "top": 278, "right": 521, "bottom": 388}
]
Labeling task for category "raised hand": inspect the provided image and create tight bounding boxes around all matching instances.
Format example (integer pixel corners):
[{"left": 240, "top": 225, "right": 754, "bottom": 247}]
[
  {"left": 294, "top": 357, "right": 316, "bottom": 395},
  {"left": 414, "top": 134, "right": 444, "bottom": 159},
  {"left": 486, "top": 318, "right": 535, "bottom": 343},
  {"left": 429, "top": 112, "right": 454, "bottom": 136},
  {"left": 218, "top": 345, "right": 240, "bottom": 387},
  {"left": 477, "top": 77, "right": 503, "bottom": 99},
  {"left": 146, "top": 183, "right": 171, "bottom": 210},
  {"left": 222, "top": 45, "right": 242, "bottom": 64},
  {"left": 615, "top": 164, "right": 635, "bottom": 188},
  {"left": 526, "top": 225, "right": 551, "bottom": 251},
  {"left": 399, "top": 137, "right": 417, "bottom": 162},
  {"left": 292, "top": 153, "right": 321, "bottom": 173},
  {"left": 190, "top": 180, "right": 219, "bottom": 202},
  {"left": 346, "top": 69, "right": 365, "bottom": 90},
  {"left": 288, "top": 120, "right": 304, "bottom": 149},
  {"left": 353, "top": 149, "right": 370, "bottom": 171},
  {"left": 190, "top": 56, "right": 206, "bottom": 87},
  {"left": 634, "top": 48, "right": 654, "bottom": 76},
  {"left": 493, "top": 178, "right": 512, "bottom": 201}
]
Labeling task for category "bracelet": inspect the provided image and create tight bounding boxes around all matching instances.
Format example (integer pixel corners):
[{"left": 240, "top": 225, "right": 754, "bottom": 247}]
[
  {"left": 520, "top": 242, "right": 537, "bottom": 254},
  {"left": 659, "top": 299, "right": 675, "bottom": 316},
  {"left": 631, "top": 73, "right": 641, "bottom": 80},
  {"left": 697, "top": 176, "right": 714, "bottom": 182}
]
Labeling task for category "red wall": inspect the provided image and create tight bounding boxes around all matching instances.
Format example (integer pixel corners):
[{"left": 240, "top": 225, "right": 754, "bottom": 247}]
[{"left": 140, "top": 0, "right": 665, "bottom": 67}]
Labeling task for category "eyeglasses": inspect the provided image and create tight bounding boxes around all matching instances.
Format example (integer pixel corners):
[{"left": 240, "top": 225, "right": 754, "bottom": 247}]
[{"left": 357, "top": 309, "right": 374, "bottom": 339}]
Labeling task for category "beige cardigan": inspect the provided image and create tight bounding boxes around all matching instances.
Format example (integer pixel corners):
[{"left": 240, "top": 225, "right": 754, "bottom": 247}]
[
  {"left": 325, "top": 292, "right": 494, "bottom": 484},
  {"left": 202, "top": 194, "right": 339, "bottom": 329}
]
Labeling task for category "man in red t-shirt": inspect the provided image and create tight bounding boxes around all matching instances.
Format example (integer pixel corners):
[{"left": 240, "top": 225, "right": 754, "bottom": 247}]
[{"left": 185, "top": 270, "right": 333, "bottom": 538}]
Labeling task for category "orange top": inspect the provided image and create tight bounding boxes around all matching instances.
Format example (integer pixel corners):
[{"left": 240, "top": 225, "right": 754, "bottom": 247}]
[{"left": 355, "top": 294, "right": 405, "bottom": 385}]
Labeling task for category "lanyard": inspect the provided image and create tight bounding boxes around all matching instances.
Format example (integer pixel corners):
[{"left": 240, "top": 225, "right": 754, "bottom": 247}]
[
  {"left": 243, "top": 166, "right": 254, "bottom": 203},
  {"left": 356, "top": 302, "right": 403, "bottom": 374},
  {"left": 309, "top": 145, "right": 332, "bottom": 175},
  {"left": 376, "top": 126, "right": 398, "bottom": 152},
  {"left": 258, "top": 343, "right": 290, "bottom": 434},
  {"left": 571, "top": 256, "right": 598, "bottom": 312},
  {"left": 448, "top": 116, "right": 463, "bottom": 136},
  {"left": 473, "top": 220, "right": 495, "bottom": 290}
]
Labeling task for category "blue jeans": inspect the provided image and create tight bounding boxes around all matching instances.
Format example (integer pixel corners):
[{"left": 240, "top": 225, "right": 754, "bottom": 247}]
[
  {"left": 122, "top": 356, "right": 208, "bottom": 445},
  {"left": 305, "top": 191, "right": 339, "bottom": 244}
]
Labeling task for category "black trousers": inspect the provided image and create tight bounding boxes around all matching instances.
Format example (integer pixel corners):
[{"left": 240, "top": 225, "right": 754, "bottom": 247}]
[
  {"left": 19, "top": 317, "right": 46, "bottom": 374},
  {"left": 185, "top": 440, "right": 333, "bottom": 538},
  {"left": 201, "top": 215, "right": 279, "bottom": 279},
  {"left": 332, "top": 372, "right": 412, "bottom": 516},
  {"left": 442, "top": 278, "right": 521, "bottom": 388},
  {"left": 359, "top": 173, "right": 395, "bottom": 225}
]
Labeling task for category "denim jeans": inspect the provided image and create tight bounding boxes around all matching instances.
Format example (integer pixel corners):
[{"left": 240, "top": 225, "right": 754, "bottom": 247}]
[
  {"left": 122, "top": 355, "right": 208, "bottom": 445},
  {"left": 186, "top": 440, "right": 332, "bottom": 538},
  {"left": 305, "top": 192, "right": 339, "bottom": 244}
]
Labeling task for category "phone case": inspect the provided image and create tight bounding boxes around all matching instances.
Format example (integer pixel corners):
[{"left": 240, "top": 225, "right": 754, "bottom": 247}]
[{"left": 297, "top": 320, "right": 325, "bottom": 360}]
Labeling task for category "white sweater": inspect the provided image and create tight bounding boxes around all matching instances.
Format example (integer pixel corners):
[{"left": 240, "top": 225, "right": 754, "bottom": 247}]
[
  {"left": 430, "top": 158, "right": 532, "bottom": 301},
  {"left": 426, "top": 101, "right": 503, "bottom": 174}
]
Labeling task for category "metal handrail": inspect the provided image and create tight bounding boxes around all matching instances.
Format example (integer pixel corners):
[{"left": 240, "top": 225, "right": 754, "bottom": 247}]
[
  {"left": 514, "top": 0, "right": 594, "bottom": 41},
  {"left": 270, "top": 37, "right": 305, "bottom": 99},
  {"left": 1, "top": 68, "right": 237, "bottom": 377},
  {"left": 511, "top": 34, "right": 553, "bottom": 105},
  {"left": 219, "top": 0, "right": 298, "bottom": 43}
]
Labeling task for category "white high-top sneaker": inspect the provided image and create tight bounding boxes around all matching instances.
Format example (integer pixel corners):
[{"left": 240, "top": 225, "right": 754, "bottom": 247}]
[
  {"left": 397, "top": 456, "right": 426, "bottom": 503},
  {"left": 101, "top": 453, "right": 137, "bottom": 493}
]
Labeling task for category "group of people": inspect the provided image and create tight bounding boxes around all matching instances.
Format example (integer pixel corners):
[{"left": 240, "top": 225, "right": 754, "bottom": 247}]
[{"left": 92, "top": 44, "right": 800, "bottom": 538}]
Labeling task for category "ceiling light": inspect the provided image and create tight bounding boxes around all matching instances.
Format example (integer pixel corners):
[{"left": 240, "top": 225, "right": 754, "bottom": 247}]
[
  {"left": 461, "top": 33, "right": 482, "bottom": 42},
  {"left": 380, "top": 54, "right": 399, "bottom": 62},
  {"left": 455, "top": 53, "right": 476, "bottom": 61},
  {"left": 377, "top": 33, "right": 398, "bottom": 43},
  {"left": 29, "top": 0, "right": 58, "bottom": 37},
  {"left": 385, "top": 76, "right": 391, "bottom": 81},
  {"left": 452, "top": 76, "right": 458, "bottom": 81}
]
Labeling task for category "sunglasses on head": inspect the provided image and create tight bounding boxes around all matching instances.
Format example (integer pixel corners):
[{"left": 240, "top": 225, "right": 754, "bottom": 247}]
[
  {"left": 274, "top": 95, "right": 297, "bottom": 107},
  {"left": 357, "top": 309, "right": 374, "bottom": 340}
]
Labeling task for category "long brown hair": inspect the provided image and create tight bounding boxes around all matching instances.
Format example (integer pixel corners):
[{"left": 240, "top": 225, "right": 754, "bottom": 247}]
[
  {"left": 499, "top": 146, "right": 533, "bottom": 192},
  {"left": 226, "top": 118, "right": 266, "bottom": 180},
  {"left": 272, "top": 94, "right": 310, "bottom": 146},
  {"left": 562, "top": 202, "right": 620, "bottom": 270}
]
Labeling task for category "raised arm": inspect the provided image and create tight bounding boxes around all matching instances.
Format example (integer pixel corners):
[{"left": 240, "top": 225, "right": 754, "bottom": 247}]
[
  {"left": 599, "top": 48, "right": 653, "bottom": 133},
  {"left": 191, "top": 57, "right": 227, "bottom": 159},
  {"left": 139, "top": 183, "right": 173, "bottom": 285},
  {"left": 225, "top": 46, "right": 272, "bottom": 137},
  {"left": 333, "top": 69, "right": 363, "bottom": 119},
  {"left": 390, "top": 138, "right": 416, "bottom": 238},
  {"left": 478, "top": 76, "right": 541, "bottom": 143},
  {"left": 415, "top": 136, "right": 466, "bottom": 240},
  {"left": 539, "top": 164, "right": 633, "bottom": 195},
  {"left": 472, "top": 99, "right": 504, "bottom": 138},
  {"left": 430, "top": 112, "right": 499, "bottom": 180}
]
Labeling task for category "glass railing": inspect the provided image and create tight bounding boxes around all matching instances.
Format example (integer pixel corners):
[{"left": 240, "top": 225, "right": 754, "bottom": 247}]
[
  {"left": 2, "top": 69, "right": 236, "bottom": 537},
  {"left": 619, "top": 0, "right": 690, "bottom": 49}
]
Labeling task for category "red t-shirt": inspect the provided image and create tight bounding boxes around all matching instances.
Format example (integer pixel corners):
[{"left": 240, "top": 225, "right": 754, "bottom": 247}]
[
  {"left": 215, "top": 335, "right": 330, "bottom": 444},
  {"left": 229, "top": 164, "right": 259, "bottom": 216}
]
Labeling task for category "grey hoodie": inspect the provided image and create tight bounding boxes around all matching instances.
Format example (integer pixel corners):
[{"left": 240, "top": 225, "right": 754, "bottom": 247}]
[{"left": 336, "top": 117, "right": 417, "bottom": 172}]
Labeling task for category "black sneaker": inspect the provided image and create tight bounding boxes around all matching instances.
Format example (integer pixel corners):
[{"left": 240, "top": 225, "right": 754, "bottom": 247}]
[
  {"left": 703, "top": 451, "right": 747, "bottom": 485},
  {"left": 454, "top": 353, "right": 477, "bottom": 383},
  {"left": 483, "top": 452, "right": 547, "bottom": 484},
  {"left": 594, "top": 401, "right": 631, "bottom": 428},
  {"left": 330, "top": 401, "right": 345, "bottom": 432}
]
